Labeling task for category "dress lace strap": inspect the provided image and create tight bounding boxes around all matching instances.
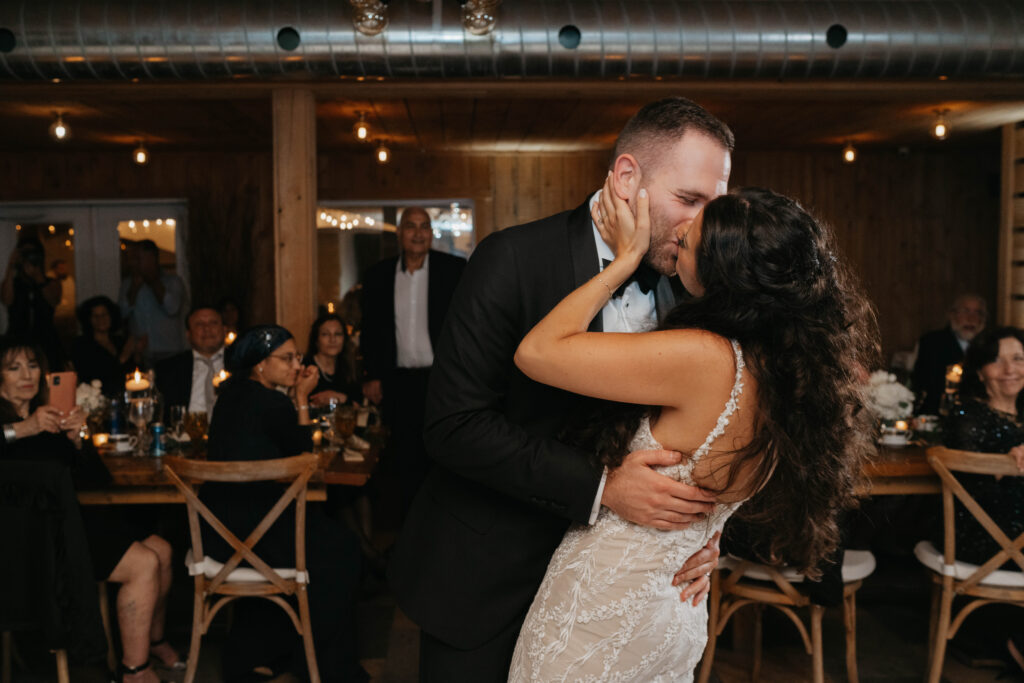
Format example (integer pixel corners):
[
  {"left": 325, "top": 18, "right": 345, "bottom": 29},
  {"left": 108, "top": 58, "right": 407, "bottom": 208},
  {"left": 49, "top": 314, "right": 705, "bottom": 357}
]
[{"left": 690, "top": 339, "right": 745, "bottom": 466}]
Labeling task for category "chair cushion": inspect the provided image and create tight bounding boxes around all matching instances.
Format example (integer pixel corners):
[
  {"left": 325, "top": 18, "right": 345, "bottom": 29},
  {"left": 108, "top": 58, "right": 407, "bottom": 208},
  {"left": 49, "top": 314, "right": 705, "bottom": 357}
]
[
  {"left": 721, "top": 550, "right": 876, "bottom": 584},
  {"left": 913, "top": 540, "right": 1024, "bottom": 588},
  {"left": 184, "top": 549, "right": 307, "bottom": 584}
]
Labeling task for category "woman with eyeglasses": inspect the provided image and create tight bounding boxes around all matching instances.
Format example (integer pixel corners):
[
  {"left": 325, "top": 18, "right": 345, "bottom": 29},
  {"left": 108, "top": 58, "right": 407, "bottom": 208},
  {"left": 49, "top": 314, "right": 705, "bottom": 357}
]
[{"left": 203, "top": 325, "right": 366, "bottom": 683}]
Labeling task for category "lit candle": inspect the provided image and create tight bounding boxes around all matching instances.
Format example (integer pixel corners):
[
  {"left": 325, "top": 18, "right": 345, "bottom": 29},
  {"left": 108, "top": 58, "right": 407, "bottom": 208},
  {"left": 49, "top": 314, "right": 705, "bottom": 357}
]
[
  {"left": 327, "top": 301, "right": 335, "bottom": 314},
  {"left": 312, "top": 428, "right": 323, "bottom": 447},
  {"left": 125, "top": 369, "right": 151, "bottom": 392},
  {"left": 92, "top": 433, "right": 109, "bottom": 447},
  {"left": 894, "top": 420, "right": 909, "bottom": 432},
  {"left": 225, "top": 331, "right": 237, "bottom": 345},
  {"left": 212, "top": 369, "right": 230, "bottom": 388},
  {"left": 945, "top": 364, "right": 963, "bottom": 383}
]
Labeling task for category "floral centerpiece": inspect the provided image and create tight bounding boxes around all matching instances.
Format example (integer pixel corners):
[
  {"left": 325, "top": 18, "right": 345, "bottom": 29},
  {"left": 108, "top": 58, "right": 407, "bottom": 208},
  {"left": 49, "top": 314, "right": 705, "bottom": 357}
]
[
  {"left": 76, "top": 380, "right": 109, "bottom": 434},
  {"left": 865, "top": 370, "right": 915, "bottom": 446},
  {"left": 865, "top": 371, "right": 915, "bottom": 420}
]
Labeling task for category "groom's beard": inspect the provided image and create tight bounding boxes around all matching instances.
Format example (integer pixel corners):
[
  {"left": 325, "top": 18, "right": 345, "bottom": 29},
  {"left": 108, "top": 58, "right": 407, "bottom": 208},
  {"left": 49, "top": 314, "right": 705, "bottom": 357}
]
[{"left": 643, "top": 204, "right": 681, "bottom": 277}]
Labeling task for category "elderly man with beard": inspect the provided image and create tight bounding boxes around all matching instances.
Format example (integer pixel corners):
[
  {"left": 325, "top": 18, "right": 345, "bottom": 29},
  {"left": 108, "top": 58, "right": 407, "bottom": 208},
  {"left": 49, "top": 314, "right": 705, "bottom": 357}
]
[{"left": 912, "top": 294, "right": 987, "bottom": 414}]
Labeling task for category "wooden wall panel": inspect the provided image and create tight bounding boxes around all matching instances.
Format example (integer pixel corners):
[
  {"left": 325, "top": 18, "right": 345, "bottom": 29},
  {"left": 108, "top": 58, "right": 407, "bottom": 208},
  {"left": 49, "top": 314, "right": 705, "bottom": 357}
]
[
  {"left": 0, "top": 144, "right": 999, "bottom": 363},
  {"left": 732, "top": 148, "right": 1000, "bottom": 358},
  {"left": 0, "top": 149, "right": 276, "bottom": 326}
]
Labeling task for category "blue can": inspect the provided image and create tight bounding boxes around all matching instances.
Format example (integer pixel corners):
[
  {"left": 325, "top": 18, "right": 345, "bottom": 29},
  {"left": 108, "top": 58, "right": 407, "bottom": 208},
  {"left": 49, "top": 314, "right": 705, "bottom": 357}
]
[
  {"left": 109, "top": 398, "right": 123, "bottom": 434},
  {"left": 151, "top": 423, "right": 167, "bottom": 457}
]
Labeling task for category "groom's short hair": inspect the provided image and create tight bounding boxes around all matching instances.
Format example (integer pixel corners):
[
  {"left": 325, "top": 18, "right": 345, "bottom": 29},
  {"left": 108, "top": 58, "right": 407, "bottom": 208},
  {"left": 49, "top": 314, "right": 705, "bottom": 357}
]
[{"left": 611, "top": 97, "right": 735, "bottom": 171}]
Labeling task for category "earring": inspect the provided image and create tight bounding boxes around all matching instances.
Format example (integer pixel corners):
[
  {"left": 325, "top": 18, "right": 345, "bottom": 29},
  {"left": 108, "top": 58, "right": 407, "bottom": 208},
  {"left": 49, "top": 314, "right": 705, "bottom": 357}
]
[{"left": 258, "top": 366, "right": 264, "bottom": 374}]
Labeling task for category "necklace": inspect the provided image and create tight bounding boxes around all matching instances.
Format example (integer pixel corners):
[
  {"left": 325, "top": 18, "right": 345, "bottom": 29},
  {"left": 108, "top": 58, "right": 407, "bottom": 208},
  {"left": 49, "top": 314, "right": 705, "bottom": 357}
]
[{"left": 314, "top": 354, "right": 335, "bottom": 381}]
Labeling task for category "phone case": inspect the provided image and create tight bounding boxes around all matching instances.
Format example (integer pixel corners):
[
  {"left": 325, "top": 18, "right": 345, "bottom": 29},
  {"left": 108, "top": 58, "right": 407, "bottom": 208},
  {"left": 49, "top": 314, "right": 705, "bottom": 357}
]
[{"left": 47, "top": 371, "right": 77, "bottom": 413}]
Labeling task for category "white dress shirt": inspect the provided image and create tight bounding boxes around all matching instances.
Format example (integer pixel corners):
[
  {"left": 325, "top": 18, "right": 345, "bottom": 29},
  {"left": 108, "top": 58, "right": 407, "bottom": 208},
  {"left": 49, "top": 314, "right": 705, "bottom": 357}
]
[
  {"left": 587, "top": 191, "right": 660, "bottom": 523},
  {"left": 189, "top": 348, "right": 224, "bottom": 416},
  {"left": 394, "top": 254, "right": 434, "bottom": 368}
]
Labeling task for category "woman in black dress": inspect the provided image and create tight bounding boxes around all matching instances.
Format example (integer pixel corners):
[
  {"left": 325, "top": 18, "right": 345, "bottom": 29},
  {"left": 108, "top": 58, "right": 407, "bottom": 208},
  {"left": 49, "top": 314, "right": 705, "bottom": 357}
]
[
  {"left": 304, "top": 313, "right": 359, "bottom": 408},
  {"left": 204, "top": 325, "right": 365, "bottom": 683},
  {"left": 72, "top": 296, "right": 139, "bottom": 397},
  {"left": 0, "top": 338, "right": 180, "bottom": 682},
  {"left": 942, "top": 326, "right": 1024, "bottom": 672}
]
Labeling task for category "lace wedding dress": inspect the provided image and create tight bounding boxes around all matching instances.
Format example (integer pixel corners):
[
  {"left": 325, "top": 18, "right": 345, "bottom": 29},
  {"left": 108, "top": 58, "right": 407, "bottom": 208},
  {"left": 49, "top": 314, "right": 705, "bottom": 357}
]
[{"left": 508, "top": 341, "right": 748, "bottom": 683}]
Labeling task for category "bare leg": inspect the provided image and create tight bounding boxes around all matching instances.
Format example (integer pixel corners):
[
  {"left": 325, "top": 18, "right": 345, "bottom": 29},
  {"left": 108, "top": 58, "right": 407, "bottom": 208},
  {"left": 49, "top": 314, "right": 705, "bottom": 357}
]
[
  {"left": 107, "top": 542, "right": 161, "bottom": 683},
  {"left": 139, "top": 535, "right": 181, "bottom": 668}
]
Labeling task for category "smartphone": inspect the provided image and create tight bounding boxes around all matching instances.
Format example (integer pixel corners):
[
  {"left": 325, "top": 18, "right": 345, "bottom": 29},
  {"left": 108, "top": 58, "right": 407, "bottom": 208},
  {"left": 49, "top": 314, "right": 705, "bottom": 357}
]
[{"left": 46, "top": 371, "right": 77, "bottom": 414}]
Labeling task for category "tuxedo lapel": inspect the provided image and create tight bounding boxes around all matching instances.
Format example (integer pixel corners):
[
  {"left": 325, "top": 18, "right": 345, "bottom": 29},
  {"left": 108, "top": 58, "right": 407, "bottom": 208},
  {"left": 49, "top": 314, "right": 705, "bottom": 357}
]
[{"left": 566, "top": 198, "right": 603, "bottom": 333}]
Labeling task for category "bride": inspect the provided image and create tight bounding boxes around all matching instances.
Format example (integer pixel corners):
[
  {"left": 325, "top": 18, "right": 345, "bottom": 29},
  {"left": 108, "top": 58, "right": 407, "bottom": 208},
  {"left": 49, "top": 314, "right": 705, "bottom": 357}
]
[{"left": 508, "top": 179, "right": 877, "bottom": 681}]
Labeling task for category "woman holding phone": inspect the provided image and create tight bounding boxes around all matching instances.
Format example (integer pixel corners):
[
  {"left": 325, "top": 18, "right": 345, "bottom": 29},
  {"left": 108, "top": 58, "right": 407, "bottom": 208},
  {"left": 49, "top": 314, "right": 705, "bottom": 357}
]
[{"left": 0, "top": 338, "right": 182, "bottom": 682}]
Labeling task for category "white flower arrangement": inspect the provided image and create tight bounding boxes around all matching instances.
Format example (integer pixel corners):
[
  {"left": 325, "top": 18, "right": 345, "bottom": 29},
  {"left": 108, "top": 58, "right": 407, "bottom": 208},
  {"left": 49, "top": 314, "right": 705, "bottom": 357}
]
[
  {"left": 865, "top": 370, "right": 915, "bottom": 421},
  {"left": 76, "top": 380, "right": 107, "bottom": 414}
]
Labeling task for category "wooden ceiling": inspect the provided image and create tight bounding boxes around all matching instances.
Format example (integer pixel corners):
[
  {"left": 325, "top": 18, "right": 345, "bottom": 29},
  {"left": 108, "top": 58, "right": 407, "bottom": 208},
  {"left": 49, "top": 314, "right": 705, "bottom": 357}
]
[{"left": 2, "top": 80, "right": 1023, "bottom": 154}]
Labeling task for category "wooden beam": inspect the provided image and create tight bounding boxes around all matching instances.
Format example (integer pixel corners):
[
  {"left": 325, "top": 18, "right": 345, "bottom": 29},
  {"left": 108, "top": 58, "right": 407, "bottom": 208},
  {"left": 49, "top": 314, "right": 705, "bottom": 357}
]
[{"left": 272, "top": 88, "right": 317, "bottom": 350}]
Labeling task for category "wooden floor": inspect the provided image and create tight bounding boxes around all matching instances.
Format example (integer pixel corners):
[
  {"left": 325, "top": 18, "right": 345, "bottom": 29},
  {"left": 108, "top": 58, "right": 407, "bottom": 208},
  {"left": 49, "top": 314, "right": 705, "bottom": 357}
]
[
  {"left": 8, "top": 477, "right": 1023, "bottom": 683},
  {"left": 14, "top": 553, "right": 1017, "bottom": 683}
]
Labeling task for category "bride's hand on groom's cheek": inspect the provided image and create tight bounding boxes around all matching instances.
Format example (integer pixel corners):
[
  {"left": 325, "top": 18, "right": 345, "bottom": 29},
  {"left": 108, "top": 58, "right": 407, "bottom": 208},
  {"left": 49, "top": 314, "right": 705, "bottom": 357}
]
[{"left": 673, "top": 531, "right": 721, "bottom": 606}]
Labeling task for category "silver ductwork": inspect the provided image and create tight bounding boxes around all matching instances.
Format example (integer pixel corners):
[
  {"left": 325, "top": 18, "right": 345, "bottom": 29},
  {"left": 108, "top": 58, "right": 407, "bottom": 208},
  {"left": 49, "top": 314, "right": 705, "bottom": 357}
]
[{"left": 0, "top": 0, "right": 1022, "bottom": 81}]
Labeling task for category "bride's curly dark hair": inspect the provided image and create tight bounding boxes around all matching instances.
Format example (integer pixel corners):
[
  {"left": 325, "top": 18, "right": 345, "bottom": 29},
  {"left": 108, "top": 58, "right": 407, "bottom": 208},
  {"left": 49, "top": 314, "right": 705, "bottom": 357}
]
[{"left": 564, "top": 186, "right": 879, "bottom": 578}]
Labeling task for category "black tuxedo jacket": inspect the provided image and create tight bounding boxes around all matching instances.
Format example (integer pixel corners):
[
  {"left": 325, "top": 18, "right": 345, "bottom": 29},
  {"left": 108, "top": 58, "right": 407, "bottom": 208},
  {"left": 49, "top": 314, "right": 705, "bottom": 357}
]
[
  {"left": 388, "top": 199, "right": 679, "bottom": 649},
  {"left": 155, "top": 350, "right": 195, "bottom": 410},
  {"left": 912, "top": 326, "right": 965, "bottom": 414},
  {"left": 360, "top": 249, "right": 466, "bottom": 381}
]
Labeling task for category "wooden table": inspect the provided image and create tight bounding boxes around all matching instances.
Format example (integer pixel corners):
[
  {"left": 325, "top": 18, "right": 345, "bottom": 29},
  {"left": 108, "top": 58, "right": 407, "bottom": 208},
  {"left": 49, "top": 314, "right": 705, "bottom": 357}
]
[
  {"left": 77, "top": 445, "right": 379, "bottom": 505},
  {"left": 859, "top": 444, "right": 940, "bottom": 496}
]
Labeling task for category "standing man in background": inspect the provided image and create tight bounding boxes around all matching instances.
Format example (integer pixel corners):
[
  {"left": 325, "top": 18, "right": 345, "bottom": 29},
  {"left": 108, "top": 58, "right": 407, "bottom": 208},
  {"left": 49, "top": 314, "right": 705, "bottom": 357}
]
[
  {"left": 119, "top": 239, "right": 187, "bottom": 364},
  {"left": 360, "top": 207, "right": 466, "bottom": 519}
]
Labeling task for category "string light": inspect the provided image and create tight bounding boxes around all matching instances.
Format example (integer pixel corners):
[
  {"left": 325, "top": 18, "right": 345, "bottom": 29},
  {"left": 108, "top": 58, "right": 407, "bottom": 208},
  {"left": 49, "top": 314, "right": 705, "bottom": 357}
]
[
  {"left": 49, "top": 113, "right": 70, "bottom": 141},
  {"left": 842, "top": 141, "right": 857, "bottom": 164}
]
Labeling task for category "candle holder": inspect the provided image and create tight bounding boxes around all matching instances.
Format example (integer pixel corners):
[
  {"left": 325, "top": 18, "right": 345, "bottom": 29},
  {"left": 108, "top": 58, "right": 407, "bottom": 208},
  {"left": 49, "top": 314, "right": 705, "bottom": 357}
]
[{"left": 879, "top": 418, "right": 912, "bottom": 447}]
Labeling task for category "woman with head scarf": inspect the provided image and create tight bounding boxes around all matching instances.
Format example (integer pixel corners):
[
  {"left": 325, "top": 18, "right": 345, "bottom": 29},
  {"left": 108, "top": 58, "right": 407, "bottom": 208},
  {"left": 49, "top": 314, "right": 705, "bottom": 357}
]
[{"left": 201, "top": 325, "right": 366, "bottom": 683}]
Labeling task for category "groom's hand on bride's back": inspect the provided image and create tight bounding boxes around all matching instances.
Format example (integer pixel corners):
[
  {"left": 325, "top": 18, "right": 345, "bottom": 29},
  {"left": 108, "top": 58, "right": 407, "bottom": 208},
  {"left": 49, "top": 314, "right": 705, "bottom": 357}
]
[{"left": 601, "top": 448, "right": 716, "bottom": 530}]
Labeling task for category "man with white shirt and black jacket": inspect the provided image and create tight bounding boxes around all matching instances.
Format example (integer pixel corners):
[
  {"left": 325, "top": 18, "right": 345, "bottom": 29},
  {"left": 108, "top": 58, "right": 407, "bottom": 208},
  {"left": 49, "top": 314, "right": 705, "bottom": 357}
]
[
  {"left": 360, "top": 207, "right": 466, "bottom": 520},
  {"left": 155, "top": 305, "right": 226, "bottom": 419}
]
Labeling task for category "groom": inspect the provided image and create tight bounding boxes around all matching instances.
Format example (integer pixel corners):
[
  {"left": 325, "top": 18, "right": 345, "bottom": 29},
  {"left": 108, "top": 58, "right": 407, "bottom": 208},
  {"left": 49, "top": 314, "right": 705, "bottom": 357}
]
[{"left": 390, "top": 97, "right": 735, "bottom": 681}]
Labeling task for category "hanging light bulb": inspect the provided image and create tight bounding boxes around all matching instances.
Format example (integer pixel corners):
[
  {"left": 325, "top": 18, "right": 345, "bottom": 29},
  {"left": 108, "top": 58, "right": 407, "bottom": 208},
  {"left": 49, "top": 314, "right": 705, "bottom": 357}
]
[
  {"left": 842, "top": 141, "right": 857, "bottom": 164},
  {"left": 931, "top": 109, "right": 950, "bottom": 140},
  {"left": 353, "top": 112, "right": 371, "bottom": 142},
  {"left": 133, "top": 142, "right": 149, "bottom": 166},
  {"left": 375, "top": 140, "right": 391, "bottom": 165},
  {"left": 49, "top": 113, "right": 70, "bottom": 142},
  {"left": 462, "top": 0, "right": 502, "bottom": 35},
  {"left": 350, "top": 0, "right": 389, "bottom": 36}
]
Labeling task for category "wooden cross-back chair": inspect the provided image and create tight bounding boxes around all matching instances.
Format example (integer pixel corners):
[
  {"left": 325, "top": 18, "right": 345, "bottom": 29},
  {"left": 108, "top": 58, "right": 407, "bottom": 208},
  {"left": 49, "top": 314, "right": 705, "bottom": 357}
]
[
  {"left": 916, "top": 446, "right": 1024, "bottom": 683},
  {"left": 697, "top": 550, "right": 875, "bottom": 683},
  {"left": 163, "top": 453, "right": 321, "bottom": 683}
]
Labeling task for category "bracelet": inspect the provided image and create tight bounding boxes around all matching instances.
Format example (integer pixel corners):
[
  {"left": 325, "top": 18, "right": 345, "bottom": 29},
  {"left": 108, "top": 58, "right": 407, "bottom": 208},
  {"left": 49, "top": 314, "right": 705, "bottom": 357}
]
[
  {"left": 3, "top": 423, "right": 16, "bottom": 442},
  {"left": 297, "top": 405, "right": 310, "bottom": 411},
  {"left": 596, "top": 276, "right": 613, "bottom": 298}
]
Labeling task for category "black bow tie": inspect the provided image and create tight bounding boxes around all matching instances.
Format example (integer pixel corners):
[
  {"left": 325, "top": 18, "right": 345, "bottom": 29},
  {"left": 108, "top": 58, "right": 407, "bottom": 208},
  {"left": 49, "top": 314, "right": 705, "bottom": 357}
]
[{"left": 601, "top": 259, "right": 660, "bottom": 297}]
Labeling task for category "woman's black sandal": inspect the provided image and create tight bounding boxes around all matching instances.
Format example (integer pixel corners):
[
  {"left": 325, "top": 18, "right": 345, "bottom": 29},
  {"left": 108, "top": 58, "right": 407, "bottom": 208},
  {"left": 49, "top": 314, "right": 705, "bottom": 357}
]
[
  {"left": 150, "top": 638, "right": 187, "bottom": 671},
  {"left": 117, "top": 660, "right": 165, "bottom": 682}
]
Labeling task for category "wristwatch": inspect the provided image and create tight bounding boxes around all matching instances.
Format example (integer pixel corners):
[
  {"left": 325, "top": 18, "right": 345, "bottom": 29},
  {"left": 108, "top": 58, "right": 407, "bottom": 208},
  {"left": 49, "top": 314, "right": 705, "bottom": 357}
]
[{"left": 3, "top": 423, "right": 17, "bottom": 442}]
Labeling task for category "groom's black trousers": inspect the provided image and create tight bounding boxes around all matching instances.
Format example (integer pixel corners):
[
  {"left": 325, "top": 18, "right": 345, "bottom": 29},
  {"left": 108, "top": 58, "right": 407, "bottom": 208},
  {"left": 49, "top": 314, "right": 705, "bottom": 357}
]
[{"left": 418, "top": 612, "right": 526, "bottom": 682}]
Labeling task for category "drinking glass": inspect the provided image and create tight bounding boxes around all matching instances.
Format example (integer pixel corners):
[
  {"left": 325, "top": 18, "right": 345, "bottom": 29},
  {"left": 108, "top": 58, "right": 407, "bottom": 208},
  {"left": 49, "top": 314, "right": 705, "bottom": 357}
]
[
  {"left": 334, "top": 405, "right": 357, "bottom": 443},
  {"left": 168, "top": 405, "right": 186, "bottom": 440},
  {"left": 128, "top": 397, "right": 155, "bottom": 456},
  {"left": 183, "top": 411, "right": 209, "bottom": 457}
]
